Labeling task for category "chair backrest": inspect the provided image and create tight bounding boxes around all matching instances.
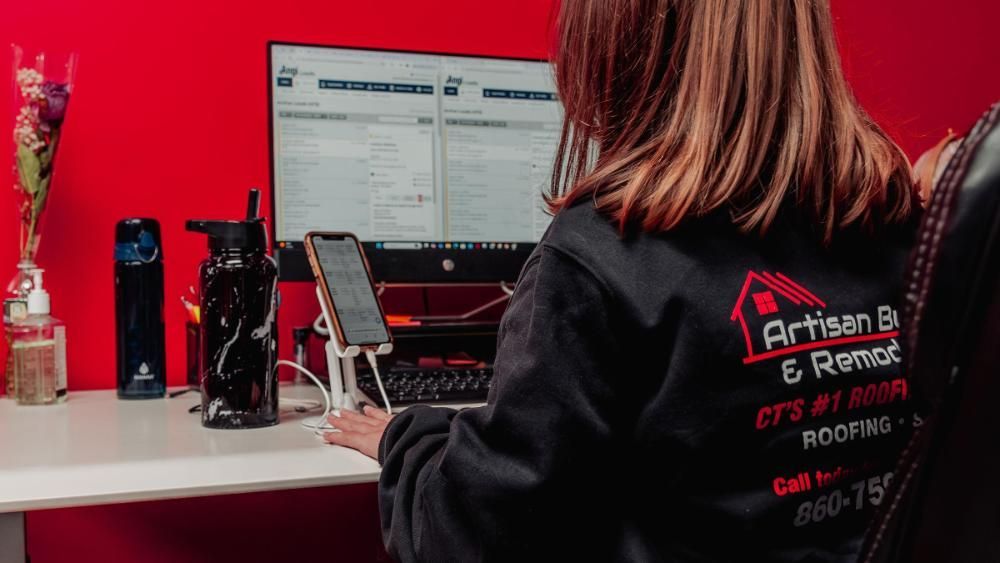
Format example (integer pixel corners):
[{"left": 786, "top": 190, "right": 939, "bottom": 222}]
[{"left": 860, "top": 102, "right": 1000, "bottom": 563}]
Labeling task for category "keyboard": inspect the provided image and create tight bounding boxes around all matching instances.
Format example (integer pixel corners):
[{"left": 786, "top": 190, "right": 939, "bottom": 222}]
[{"left": 356, "top": 366, "right": 493, "bottom": 406}]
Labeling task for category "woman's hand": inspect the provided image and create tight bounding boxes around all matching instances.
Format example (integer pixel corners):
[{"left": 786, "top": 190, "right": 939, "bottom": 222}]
[{"left": 324, "top": 405, "right": 393, "bottom": 460}]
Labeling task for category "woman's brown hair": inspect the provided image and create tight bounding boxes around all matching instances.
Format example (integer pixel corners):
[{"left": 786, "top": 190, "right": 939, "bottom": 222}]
[{"left": 550, "top": 0, "right": 915, "bottom": 242}]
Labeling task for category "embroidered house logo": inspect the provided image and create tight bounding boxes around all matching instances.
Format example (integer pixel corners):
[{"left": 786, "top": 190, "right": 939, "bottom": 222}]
[{"left": 730, "top": 271, "right": 901, "bottom": 372}]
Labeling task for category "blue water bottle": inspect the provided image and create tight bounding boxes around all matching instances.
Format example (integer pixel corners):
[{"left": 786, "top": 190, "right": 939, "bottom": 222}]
[{"left": 115, "top": 218, "right": 167, "bottom": 399}]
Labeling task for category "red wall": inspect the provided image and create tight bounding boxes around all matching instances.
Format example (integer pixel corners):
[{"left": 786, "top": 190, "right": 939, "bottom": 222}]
[
  {"left": 1, "top": 1, "right": 998, "bottom": 392},
  {"left": 831, "top": 1, "right": 1000, "bottom": 154},
  {"left": 2, "top": 1, "right": 998, "bottom": 562},
  {"left": 0, "top": 0, "right": 557, "bottom": 392}
]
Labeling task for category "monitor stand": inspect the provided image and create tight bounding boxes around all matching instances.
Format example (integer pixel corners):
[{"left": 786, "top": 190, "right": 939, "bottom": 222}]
[{"left": 390, "top": 281, "right": 515, "bottom": 324}]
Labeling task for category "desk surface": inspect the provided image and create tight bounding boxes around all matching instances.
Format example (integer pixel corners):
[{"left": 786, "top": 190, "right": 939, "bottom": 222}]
[{"left": 0, "top": 385, "right": 380, "bottom": 513}]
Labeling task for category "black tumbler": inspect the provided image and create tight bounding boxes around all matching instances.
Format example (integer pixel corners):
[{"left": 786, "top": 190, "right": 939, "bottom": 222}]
[
  {"left": 186, "top": 189, "right": 279, "bottom": 429},
  {"left": 115, "top": 218, "right": 167, "bottom": 399}
]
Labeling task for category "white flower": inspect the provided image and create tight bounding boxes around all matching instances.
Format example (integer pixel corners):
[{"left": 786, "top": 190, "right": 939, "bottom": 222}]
[
  {"left": 15, "top": 68, "right": 45, "bottom": 101},
  {"left": 15, "top": 106, "right": 36, "bottom": 125},
  {"left": 15, "top": 68, "right": 42, "bottom": 88},
  {"left": 12, "top": 104, "right": 43, "bottom": 150}
]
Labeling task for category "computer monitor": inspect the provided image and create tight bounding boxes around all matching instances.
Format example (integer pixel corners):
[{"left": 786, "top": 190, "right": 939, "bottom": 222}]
[{"left": 267, "top": 42, "right": 563, "bottom": 283}]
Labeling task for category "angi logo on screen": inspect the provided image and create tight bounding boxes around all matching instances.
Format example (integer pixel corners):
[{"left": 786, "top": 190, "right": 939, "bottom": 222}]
[
  {"left": 445, "top": 75, "right": 463, "bottom": 87},
  {"left": 278, "top": 65, "right": 299, "bottom": 77}
]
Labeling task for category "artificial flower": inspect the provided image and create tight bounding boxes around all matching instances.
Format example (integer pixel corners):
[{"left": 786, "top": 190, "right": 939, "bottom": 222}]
[{"left": 38, "top": 81, "right": 69, "bottom": 124}]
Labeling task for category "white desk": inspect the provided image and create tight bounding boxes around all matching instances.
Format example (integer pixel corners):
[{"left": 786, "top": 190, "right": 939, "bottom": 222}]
[{"left": 0, "top": 385, "right": 380, "bottom": 562}]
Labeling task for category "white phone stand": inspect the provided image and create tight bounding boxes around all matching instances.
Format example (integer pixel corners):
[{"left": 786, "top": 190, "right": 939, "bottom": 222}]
[{"left": 315, "top": 286, "right": 393, "bottom": 413}]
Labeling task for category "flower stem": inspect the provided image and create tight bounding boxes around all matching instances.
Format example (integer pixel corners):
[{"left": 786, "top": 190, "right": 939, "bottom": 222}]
[{"left": 22, "top": 214, "right": 37, "bottom": 261}]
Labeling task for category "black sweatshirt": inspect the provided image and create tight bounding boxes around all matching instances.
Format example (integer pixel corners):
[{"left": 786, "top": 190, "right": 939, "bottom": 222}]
[{"left": 377, "top": 202, "right": 917, "bottom": 562}]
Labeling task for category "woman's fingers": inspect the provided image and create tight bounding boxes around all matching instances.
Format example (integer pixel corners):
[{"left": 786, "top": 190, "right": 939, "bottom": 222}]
[
  {"left": 338, "top": 408, "right": 381, "bottom": 426},
  {"left": 327, "top": 414, "right": 370, "bottom": 433},
  {"left": 322, "top": 407, "right": 389, "bottom": 460},
  {"left": 323, "top": 428, "right": 381, "bottom": 459},
  {"left": 324, "top": 430, "right": 364, "bottom": 448},
  {"left": 363, "top": 405, "right": 392, "bottom": 421}
]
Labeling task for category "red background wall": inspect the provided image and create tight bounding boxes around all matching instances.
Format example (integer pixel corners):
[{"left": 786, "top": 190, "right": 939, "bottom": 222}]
[{"left": 2, "top": 0, "right": 998, "bottom": 561}]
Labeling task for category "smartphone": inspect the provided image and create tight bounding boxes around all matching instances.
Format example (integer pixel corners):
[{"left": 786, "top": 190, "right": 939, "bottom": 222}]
[{"left": 304, "top": 232, "right": 392, "bottom": 350}]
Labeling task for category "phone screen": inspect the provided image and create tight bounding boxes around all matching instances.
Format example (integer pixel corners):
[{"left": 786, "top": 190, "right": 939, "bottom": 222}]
[{"left": 312, "top": 236, "right": 389, "bottom": 346}]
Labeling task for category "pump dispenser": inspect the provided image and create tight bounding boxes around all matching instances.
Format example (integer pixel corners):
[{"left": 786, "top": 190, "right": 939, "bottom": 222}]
[
  {"left": 186, "top": 189, "right": 279, "bottom": 428},
  {"left": 11, "top": 269, "right": 67, "bottom": 405},
  {"left": 27, "top": 269, "right": 49, "bottom": 315}
]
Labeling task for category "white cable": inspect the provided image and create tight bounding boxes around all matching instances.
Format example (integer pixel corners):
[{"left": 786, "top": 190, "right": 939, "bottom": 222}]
[
  {"left": 500, "top": 281, "right": 516, "bottom": 296},
  {"left": 365, "top": 349, "right": 393, "bottom": 415},
  {"left": 312, "top": 312, "right": 330, "bottom": 336},
  {"left": 275, "top": 360, "right": 336, "bottom": 435}
]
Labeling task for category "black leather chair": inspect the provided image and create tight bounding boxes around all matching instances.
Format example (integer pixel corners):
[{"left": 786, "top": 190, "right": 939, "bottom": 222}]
[{"left": 860, "top": 102, "right": 1000, "bottom": 563}]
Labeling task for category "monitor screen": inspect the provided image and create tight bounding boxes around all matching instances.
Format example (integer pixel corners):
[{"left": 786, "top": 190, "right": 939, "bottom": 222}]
[{"left": 268, "top": 42, "right": 563, "bottom": 283}]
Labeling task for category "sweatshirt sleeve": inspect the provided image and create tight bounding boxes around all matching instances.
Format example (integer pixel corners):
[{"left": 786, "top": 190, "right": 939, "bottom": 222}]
[{"left": 377, "top": 244, "right": 624, "bottom": 562}]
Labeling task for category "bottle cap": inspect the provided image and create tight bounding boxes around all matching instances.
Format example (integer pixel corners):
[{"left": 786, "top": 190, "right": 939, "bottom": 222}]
[
  {"left": 27, "top": 269, "right": 50, "bottom": 315},
  {"left": 115, "top": 218, "right": 163, "bottom": 262},
  {"left": 186, "top": 189, "right": 267, "bottom": 251},
  {"left": 185, "top": 220, "right": 267, "bottom": 251}
]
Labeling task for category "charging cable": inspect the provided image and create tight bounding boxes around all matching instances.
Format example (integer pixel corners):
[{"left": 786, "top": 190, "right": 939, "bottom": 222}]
[
  {"left": 275, "top": 360, "right": 335, "bottom": 435},
  {"left": 275, "top": 353, "right": 392, "bottom": 436},
  {"left": 365, "top": 350, "right": 393, "bottom": 415},
  {"left": 312, "top": 313, "right": 329, "bottom": 336}
]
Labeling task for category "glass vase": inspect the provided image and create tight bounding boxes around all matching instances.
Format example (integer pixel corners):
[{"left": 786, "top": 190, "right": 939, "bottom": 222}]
[
  {"left": 4, "top": 260, "right": 36, "bottom": 396},
  {"left": 4, "top": 45, "right": 77, "bottom": 397}
]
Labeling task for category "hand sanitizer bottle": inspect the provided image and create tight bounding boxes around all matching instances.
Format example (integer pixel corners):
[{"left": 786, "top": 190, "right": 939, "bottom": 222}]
[{"left": 11, "top": 269, "right": 67, "bottom": 405}]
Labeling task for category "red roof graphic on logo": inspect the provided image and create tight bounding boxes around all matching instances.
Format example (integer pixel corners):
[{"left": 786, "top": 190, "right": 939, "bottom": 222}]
[{"left": 731, "top": 271, "right": 827, "bottom": 363}]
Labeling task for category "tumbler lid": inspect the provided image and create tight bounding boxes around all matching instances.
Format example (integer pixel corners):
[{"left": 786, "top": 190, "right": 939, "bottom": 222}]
[
  {"left": 185, "top": 189, "right": 267, "bottom": 252},
  {"left": 115, "top": 218, "right": 162, "bottom": 262},
  {"left": 185, "top": 219, "right": 267, "bottom": 251}
]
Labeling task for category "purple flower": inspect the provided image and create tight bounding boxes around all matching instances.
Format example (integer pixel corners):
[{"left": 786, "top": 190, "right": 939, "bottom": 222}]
[{"left": 38, "top": 81, "right": 69, "bottom": 124}]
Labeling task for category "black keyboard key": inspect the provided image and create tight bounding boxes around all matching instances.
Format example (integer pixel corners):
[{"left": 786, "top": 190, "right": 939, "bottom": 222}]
[{"left": 358, "top": 365, "right": 494, "bottom": 406}]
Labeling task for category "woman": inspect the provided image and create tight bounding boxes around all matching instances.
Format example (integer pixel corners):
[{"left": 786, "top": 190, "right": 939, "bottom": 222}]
[{"left": 328, "top": 1, "right": 919, "bottom": 561}]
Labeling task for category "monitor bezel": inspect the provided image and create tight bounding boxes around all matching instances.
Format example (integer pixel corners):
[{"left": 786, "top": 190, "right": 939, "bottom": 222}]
[{"left": 267, "top": 40, "right": 554, "bottom": 284}]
